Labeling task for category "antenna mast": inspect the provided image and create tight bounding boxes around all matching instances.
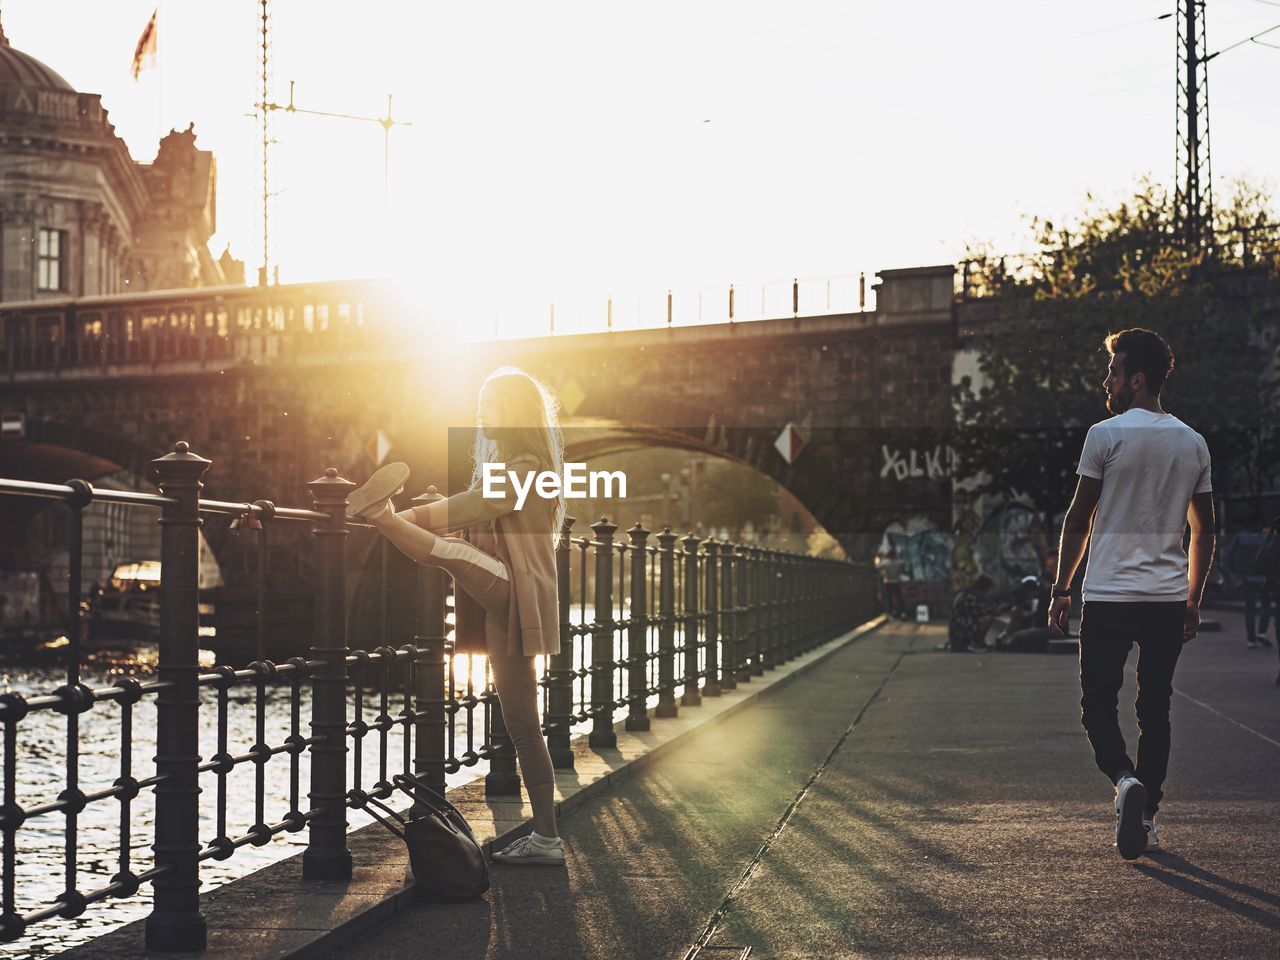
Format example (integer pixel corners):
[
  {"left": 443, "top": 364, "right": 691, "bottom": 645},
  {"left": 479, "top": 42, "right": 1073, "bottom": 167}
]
[
  {"left": 1174, "top": 0, "right": 1213, "bottom": 253},
  {"left": 259, "top": 0, "right": 272, "bottom": 285}
]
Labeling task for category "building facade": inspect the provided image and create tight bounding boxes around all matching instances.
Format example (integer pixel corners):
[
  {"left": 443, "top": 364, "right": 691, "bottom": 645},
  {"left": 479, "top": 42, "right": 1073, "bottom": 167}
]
[{"left": 0, "top": 20, "right": 242, "bottom": 304}]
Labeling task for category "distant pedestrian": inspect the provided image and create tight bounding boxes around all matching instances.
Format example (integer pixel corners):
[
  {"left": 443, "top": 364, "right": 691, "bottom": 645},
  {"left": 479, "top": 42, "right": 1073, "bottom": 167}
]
[
  {"left": 1223, "top": 516, "right": 1274, "bottom": 649},
  {"left": 878, "top": 548, "right": 907, "bottom": 619},
  {"left": 1049, "top": 328, "right": 1215, "bottom": 860},
  {"left": 948, "top": 574, "right": 997, "bottom": 652}
]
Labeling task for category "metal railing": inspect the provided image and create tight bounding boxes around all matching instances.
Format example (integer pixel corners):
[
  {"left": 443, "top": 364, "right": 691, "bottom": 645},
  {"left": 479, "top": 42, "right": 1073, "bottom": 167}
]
[
  {"left": 467, "top": 272, "right": 878, "bottom": 342},
  {"left": 0, "top": 280, "right": 390, "bottom": 377},
  {"left": 0, "top": 444, "right": 874, "bottom": 951}
]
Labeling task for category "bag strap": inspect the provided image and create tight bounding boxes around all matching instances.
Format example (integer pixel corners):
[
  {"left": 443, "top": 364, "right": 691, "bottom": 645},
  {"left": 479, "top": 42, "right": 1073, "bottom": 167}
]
[
  {"left": 349, "top": 790, "right": 407, "bottom": 840},
  {"left": 392, "top": 772, "right": 466, "bottom": 821}
]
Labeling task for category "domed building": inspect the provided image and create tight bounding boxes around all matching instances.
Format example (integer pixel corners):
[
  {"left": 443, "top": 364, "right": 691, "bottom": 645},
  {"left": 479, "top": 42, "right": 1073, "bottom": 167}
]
[{"left": 0, "top": 18, "right": 242, "bottom": 302}]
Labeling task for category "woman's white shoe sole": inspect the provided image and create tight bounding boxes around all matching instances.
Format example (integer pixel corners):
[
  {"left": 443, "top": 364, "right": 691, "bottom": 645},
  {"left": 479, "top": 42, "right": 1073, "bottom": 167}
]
[{"left": 346, "top": 462, "right": 410, "bottom": 520}]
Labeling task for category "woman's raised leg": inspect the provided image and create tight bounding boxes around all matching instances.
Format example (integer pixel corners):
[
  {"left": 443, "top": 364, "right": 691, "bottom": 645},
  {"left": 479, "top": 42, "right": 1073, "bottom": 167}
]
[{"left": 367, "top": 504, "right": 511, "bottom": 618}]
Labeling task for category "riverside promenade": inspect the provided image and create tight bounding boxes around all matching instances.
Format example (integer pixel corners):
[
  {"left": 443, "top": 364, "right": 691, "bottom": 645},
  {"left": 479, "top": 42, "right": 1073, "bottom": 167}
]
[
  {"left": 61, "top": 611, "right": 1280, "bottom": 960},
  {"left": 331, "top": 612, "right": 1280, "bottom": 960}
]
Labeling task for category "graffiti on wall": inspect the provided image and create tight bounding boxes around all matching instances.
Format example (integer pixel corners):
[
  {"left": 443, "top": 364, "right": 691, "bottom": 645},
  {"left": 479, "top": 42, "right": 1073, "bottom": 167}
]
[
  {"left": 879, "top": 445, "right": 953, "bottom": 482},
  {"left": 882, "top": 500, "right": 1052, "bottom": 597},
  {"left": 951, "top": 499, "right": 1050, "bottom": 593},
  {"left": 879, "top": 516, "right": 953, "bottom": 584}
]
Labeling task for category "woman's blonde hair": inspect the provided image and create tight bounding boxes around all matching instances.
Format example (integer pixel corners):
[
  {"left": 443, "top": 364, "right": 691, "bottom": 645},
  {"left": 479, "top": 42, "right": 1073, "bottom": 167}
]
[{"left": 467, "top": 366, "right": 568, "bottom": 549}]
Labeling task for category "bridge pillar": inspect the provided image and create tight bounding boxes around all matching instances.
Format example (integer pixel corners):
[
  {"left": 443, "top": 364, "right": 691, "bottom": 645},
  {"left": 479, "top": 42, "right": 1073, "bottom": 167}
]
[{"left": 303, "top": 468, "right": 355, "bottom": 881}]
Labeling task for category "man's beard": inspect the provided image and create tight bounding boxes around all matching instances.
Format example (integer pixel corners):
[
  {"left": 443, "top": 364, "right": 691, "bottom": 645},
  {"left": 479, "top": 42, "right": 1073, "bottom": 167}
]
[{"left": 1106, "top": 389, "right": 1131, "bottom": 414}]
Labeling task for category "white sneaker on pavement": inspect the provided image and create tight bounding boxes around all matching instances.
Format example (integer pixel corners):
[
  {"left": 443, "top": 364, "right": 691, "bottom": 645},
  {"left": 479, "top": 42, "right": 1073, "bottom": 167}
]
[
  {"left": 490, "top": 832, "right": 566, "bottom": 866},
  {"left": 1114, "top": 775, "right": 1147, "bottom": 861}
]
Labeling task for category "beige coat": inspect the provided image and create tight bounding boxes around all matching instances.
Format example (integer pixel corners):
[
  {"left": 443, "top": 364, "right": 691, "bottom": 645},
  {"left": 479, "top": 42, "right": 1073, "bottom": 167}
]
[{"left": 415, "top": 454, "right": 561, "bottom": 658}]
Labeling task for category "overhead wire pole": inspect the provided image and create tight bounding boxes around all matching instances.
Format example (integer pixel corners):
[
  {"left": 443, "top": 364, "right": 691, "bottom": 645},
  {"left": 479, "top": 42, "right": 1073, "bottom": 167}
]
[
  {"left": 1174, "top": 0, "right": 1213, "bottom": 254},
  {"left": 257, "top": 83, "right": 413, "bottom": 214},
  {"left": 252, "top": 2, "right": 410, "bottom": 284},
  {"left": 259, "top": 0, "right": 271, "bottom": 286},
  {"left": 1170, "top": 4, "right": 1280, "bottom": 255}
]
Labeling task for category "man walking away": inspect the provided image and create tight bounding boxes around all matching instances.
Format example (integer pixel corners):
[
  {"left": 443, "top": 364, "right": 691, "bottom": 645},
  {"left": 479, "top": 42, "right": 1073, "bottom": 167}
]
[
  {"left": 1223, "top": 516, "right": 1274, "bottom": 649},
  {"left": 1048, "top": 328, "right": 1215, "bottom": 861},
  {"left": 879, "top": 548, "right": 907, "bottom": 619}
]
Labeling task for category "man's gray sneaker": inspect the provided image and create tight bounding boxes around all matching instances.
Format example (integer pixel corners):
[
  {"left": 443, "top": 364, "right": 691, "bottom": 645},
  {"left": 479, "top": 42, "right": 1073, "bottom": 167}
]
[{"left": 1114, "top": 775, "right": 1147, "bottom": 860}]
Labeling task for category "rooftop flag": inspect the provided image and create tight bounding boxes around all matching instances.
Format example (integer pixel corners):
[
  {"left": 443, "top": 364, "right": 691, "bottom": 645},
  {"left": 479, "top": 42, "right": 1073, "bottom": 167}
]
[{"left": 131, "top": 9, "right": 158, "bottom": 80}]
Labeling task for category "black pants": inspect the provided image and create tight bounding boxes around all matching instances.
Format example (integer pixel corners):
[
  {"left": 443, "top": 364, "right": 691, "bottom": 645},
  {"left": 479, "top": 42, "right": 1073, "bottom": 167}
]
[
  {"left": 1243, "top": 577, "right": 1272, "bottom": 643},
  {"left": 885, "top": 582, "right": 905, "bottom": 618},
  {"left": 1078, "top": 601, "right": 1185, "bottom": 817}
]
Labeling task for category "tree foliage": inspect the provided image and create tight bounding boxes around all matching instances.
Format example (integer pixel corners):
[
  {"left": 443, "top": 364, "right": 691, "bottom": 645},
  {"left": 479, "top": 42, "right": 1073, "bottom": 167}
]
[{"left": 953, "top": 180, "right": 1280, "bottom": 514}]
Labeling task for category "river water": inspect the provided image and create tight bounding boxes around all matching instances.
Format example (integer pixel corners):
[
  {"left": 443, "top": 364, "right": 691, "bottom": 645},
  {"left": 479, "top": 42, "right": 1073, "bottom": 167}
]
[{"left": 2, "top": 613, "right": 695, "bottom": 957}]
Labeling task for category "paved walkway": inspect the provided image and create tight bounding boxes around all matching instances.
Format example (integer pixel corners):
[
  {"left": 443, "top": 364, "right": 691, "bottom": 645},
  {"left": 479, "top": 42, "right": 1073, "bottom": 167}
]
[{"left": 327, "top": 612, "right": 1280, "bottom": 960}]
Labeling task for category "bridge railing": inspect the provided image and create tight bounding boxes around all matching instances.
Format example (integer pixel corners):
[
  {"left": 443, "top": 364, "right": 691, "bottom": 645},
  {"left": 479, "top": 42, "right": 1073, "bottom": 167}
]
[
  {"left": 0, "top": 281, "right": 390, "bottom": 377},
  {"left": 0, "top": 445, "right": 874, "bottom": 952}
]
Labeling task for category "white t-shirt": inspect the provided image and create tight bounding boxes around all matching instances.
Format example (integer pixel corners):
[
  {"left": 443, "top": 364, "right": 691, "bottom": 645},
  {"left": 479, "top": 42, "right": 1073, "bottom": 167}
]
[{"left": 1077, "top": 408, "right": 1212, "bottom": 602}]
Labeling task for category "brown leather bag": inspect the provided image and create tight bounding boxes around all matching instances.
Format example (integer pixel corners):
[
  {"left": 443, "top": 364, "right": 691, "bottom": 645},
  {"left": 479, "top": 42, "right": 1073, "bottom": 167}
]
[{"left": 354, "top": 772, "right": 490, "bottom": 901}]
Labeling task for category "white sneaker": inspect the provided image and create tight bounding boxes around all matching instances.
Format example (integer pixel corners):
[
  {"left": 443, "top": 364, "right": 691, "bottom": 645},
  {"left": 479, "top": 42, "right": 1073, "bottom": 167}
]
[
  {"left": 346, "top": 462, "right": 410, "bottom": 520},
  {"left": 1114, "top": 775, "right": 1147, "bottom": 860},
  {"left": 490, "top": 833, "right": 565, "bottom": 866},
  {"left": 1144, "top": 818, "right": 1160, "bottom": 852}
]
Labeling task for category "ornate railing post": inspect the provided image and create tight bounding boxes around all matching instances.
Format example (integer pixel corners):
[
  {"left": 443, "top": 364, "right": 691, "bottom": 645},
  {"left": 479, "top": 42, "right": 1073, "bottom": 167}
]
[
  {"left": 303, "top": 467, "right": 355, "bottom": 881},
  {"left": 589, "top": 518, "right": 618, "bottom": 748},
  {"left": 759, "top": 548, "right": 775, "bottom": 670},
  {"left": 680, "top": 531, "right": 702, "bottom": 707},
  {"left": 655, "top": 527, "right": 679, "bottom": 717},
  {"left": 625, "top": 522, "right": 652, "bottom": 730},
  {"left": 547, "top": 515, "right": 576, "bottom": 768},
  {"left": 145, "top": 442, "right": 210, "bottom": 953},
  {"left": 734, "top": 543, "right": 752, "bottom": 683},
  {"left": 766, "top": 548, "right": 779, "bottom": 665},
  {"left": 411, "top": 486, "right": 448, "bottom": 806},
  {"left": 701, "top": 538, "right": 721, "bottom": 696},
  {"left": 486, "top": 684, "right": 521, "bottom": 796},
  {"left": 773, "top": 552, "right": 793, "bottom": 665},
  {"left": 718, "top": 539, "right": 737, "bottom": 691},
  {"left": 750, "top": 547, "right": 766, "bottom": 676}
]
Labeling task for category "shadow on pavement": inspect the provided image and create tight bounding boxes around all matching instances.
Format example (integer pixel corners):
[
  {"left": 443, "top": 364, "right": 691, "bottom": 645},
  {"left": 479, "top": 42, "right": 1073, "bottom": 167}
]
[{"left": 1135, "top": 853, "right": 1280, "bottom": 932}]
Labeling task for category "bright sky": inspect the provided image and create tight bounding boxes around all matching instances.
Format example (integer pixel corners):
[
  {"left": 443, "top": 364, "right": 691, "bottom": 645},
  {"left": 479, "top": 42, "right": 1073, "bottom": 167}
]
[{"left": 4, "top": 0, "right": 1279, "bottom": 334}]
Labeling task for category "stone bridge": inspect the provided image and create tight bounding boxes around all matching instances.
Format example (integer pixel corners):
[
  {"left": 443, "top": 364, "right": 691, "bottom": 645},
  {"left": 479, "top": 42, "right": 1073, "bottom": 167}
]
[{"left": 1, "top": 266, "right": 964, "bottom": 656}]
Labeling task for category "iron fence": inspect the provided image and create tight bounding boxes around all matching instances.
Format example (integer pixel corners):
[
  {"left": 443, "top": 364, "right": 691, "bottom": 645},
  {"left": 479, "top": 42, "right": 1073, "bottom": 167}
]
[{"left": 0, "top": 443, "right": 874, "bottom": 951}]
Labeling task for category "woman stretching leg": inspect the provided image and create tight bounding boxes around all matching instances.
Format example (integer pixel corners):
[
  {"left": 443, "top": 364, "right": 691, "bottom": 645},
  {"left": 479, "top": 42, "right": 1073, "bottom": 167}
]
[{"left": 347, "top": 366, "right": 570, "bottom": 866}]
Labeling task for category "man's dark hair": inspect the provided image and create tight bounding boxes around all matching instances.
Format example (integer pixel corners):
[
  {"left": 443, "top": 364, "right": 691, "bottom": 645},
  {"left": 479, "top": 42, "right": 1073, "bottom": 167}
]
[
  {"left": 1104, "top": 328, "right": 1175, "bottom": 395},
  {"left": 971, "top": 574, "right": 994, "bottom": 594}
]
